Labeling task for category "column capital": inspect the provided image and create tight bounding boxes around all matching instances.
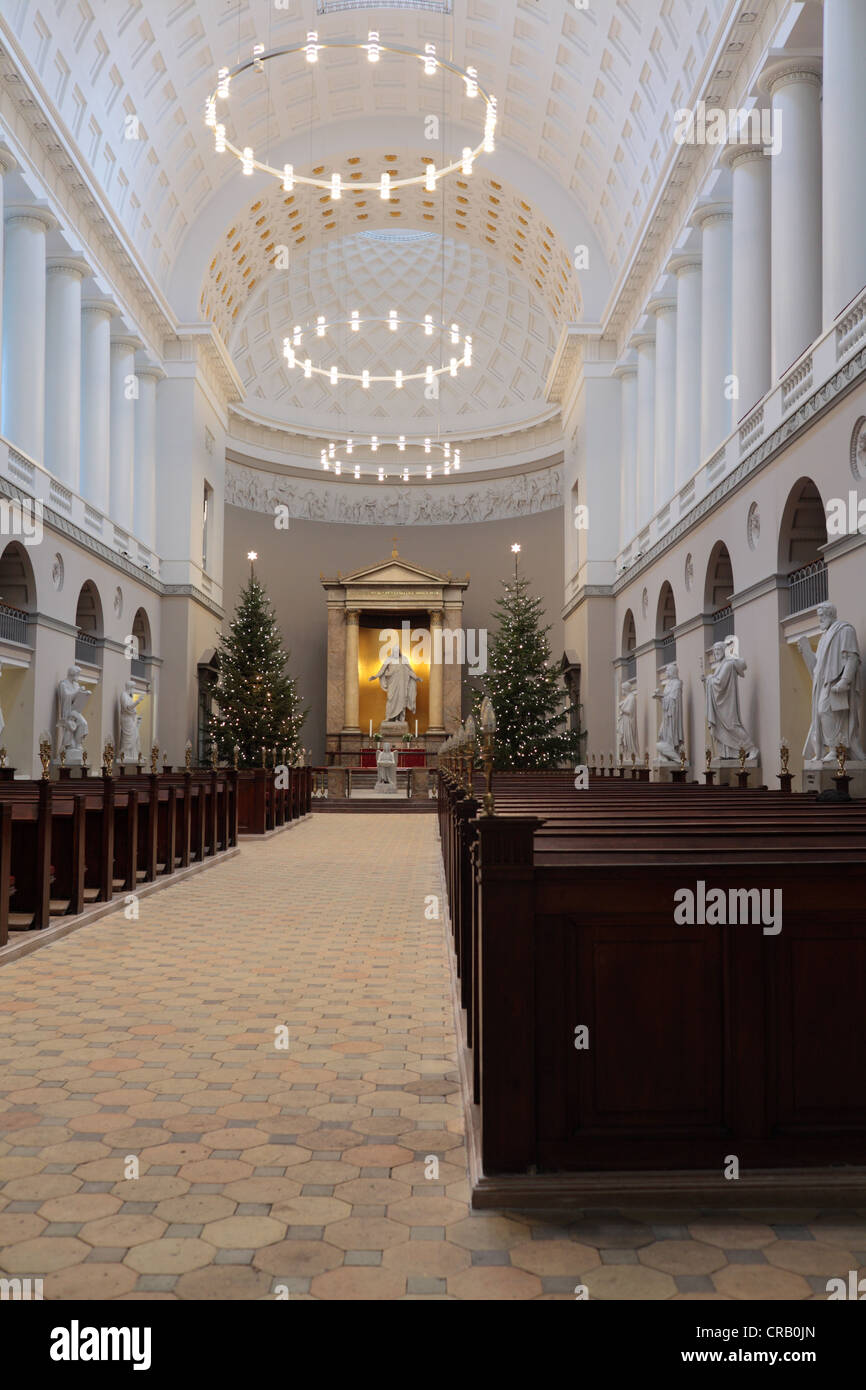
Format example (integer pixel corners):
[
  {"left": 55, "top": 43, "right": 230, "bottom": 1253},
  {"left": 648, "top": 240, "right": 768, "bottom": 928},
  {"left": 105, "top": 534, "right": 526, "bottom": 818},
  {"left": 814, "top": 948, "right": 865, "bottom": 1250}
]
[
  {"left": 46, "top": 255, "right": 90, "bottom": 280},
  {"left": 721, "top": 142, "right": 771, "bottom": 172},
  {"left": 613, "top": 355, "right": 638, "bottom": 380},
  {"left": 0, "top": 147, "right": 19, "bottom": 176},
  {"left": 110, "top": 334, "right": 143, "bottom": 356},
  {"left": 4, "top": 204, "right": 57, "bottom": 232},
  {"left": 428, "top": 608, "right": 444, "bottom": 625},
  {"left": 345, "top": 608, "right": 360, "bottom": 625},
  {"left": 667, "top": 253, "right": 702, "bottom": 278},
  {"left": 691, "top": 201, "right": 732, "bottom": 232},
  {"left": 81, "top": 298, "right": 120, "bottom": 321},
  {"left": 628, "top": 332, "right": 656, "bottom": 352},
  {"left": 646, "top": 297, "right": 677, "bottom": 319},
  {"left": 134, "top": 356, "right": 166, "bottom": 382},
  {"left": 760, "top": 59, "right": 822, "bottom": 97}
]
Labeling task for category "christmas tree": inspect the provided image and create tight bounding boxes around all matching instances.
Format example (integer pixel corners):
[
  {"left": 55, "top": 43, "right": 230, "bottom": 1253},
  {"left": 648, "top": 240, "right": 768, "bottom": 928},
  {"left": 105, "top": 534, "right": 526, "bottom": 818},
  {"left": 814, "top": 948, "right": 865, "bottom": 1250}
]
[
  {"left": 209, "top": 573, "right": 307, "bottom": 767},
  {"left": 472, "top": 570, "right": 582, "bottom": 769}
]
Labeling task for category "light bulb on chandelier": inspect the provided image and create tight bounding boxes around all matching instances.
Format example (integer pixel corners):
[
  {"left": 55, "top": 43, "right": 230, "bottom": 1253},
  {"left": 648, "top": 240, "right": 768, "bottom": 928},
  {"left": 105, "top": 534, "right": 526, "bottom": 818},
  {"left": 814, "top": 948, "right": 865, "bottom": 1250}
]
[
  {"left": 281, "top": 315, "right": 472, "bottom": 388},
  {"left": 206, "top": 36, "right": 497, "bottom": 196}
]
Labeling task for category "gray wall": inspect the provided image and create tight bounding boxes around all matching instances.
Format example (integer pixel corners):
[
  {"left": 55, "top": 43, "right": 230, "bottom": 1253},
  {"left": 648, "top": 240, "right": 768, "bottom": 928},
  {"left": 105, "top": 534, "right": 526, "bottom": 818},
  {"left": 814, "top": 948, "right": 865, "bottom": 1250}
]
[{"left": 222, "top": 505, "right": 564, "bottom": 763}]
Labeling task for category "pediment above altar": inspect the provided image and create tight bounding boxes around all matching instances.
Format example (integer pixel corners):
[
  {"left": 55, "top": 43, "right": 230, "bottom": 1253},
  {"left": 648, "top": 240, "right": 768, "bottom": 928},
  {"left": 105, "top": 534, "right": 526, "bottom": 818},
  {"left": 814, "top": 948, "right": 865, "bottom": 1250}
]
[{"left": 322, "top": 548, "right": 468, "bottom": 592}]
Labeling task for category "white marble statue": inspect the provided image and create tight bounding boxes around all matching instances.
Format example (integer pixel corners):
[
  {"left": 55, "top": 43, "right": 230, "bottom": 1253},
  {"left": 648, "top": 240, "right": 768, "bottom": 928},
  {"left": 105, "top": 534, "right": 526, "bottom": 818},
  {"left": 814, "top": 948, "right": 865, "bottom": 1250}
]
[
  {"left": 702, "top": 639, "right": 759, "bottom": 759},
  {"left": 118, "top": 680, "right": 144, "bottom": 764},
  {"left": 798, "top": 602, "right": 866, "bottom": 761},
  {"left": 375, "top": 741, "right": 398, "bottom": 794},
  {"left": 617, "top": 678, "right": 640, "bottom": 762},
  {"left": 653, "top": 662, "right": 684, "bottom": 764},
  {"left": 56, "top": 665, "right": 91, "bottom": 763},
  {"left": 369, "top": 653, "right": 421, "bottom": 726}
]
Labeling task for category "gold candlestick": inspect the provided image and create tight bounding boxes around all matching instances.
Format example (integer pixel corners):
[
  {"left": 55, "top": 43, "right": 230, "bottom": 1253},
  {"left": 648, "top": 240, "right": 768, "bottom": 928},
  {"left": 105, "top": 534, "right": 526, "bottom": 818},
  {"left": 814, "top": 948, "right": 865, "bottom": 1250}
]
[
  {"left": 184, "top": 740, "right": 192, "bottom": 771},
  {"left": 834, "top": 743, "right": 848, "bottom": 779},
  {"left": 103, "top": 739, "right": 115, "bottom": 776},
  {"left": 780, "top": 741, "right": 790, "bottom": 775},
  {"left": 738, "top": 746, "right": 748, "bottom": 772},
  {"left": 0, "top": 747, "right": 7, "bottom": 768},
  {"left": 705, "top": 748, "right": 712, "bottom": 770},
  {"left": 680, "top": 746, "right": 687, "bottom": 771},
  {"left": 39, "top": 734, "right": 51, "bottom": 780},
  {"left": 151, "top": 743, "right": 160, "bottom": 775}
]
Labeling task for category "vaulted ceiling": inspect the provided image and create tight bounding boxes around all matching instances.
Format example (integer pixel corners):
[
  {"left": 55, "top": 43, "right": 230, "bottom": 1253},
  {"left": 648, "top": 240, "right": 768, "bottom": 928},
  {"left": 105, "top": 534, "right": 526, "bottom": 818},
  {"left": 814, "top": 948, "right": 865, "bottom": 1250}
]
[{"left": 0, "top": 0, "right": 735, "bottom": 435}]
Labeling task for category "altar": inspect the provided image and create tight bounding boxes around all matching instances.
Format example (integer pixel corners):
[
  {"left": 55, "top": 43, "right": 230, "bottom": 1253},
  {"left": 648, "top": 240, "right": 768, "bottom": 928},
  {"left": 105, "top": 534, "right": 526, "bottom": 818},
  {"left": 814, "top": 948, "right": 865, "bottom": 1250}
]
[{"left": 321, "top": 542, "right": 469, "bottom": 766}]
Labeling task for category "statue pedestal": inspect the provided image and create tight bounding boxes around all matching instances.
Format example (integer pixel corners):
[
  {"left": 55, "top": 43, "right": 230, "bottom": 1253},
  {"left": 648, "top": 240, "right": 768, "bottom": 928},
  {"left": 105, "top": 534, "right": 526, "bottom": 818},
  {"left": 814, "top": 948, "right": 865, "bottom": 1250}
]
[
  {"left": 712, "top": 757, "right": 762, "bottom": 788},
  {"left": 379, "top": 719, "right": 409, "bottom": 737},
  {"left": 60, "top": 748, "right": 85, "bottom": 768},
  {"left": 653, "top": 759, "right": 688, "bottom": 783},
  {"left": 803, "top": 759, "right": 866, "bottom": 798}
]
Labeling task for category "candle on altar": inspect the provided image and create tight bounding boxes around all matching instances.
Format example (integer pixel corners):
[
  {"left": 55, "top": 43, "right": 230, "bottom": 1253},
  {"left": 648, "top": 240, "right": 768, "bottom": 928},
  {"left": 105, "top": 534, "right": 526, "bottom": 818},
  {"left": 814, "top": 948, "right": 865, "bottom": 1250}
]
[
  {"left": 369, "top": 719, "right": 372, "bottom": 736},
  {"left": 415, "top": 719, "right": 418, "bottom": 736}
]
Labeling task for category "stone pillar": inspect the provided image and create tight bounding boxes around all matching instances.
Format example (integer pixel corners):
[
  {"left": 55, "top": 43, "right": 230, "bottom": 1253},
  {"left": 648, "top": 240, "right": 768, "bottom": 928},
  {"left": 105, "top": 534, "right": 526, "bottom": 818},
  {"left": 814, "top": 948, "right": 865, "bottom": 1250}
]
[
  {"left": 693, "top": 204, "right": 733, "bottom": 461},
  {"left": 45, "top": 258, "right": 88, "bottom": 490},
  {"left": 648, "top": 298, "right": 677, "bottom": 508},
  {"left": 343, "top": 609, "right": 360, "bottom": 731},
  {"left": 669, "top": 256, "right": 702, "bottom": 489},
  {"left": 80, "top": 301, "right": 116, "bottom": 513},
  {"left": 133, "top": 361, "right": 162, "bottom": 549},
  {"left": 614, "top": 359, "right": 637, "bottom": 545},
  {"left": 728, "top": 148, "right": 771, "bottom": 414},
  {"left": 632, "top": 332, "right": 655, "bottom": 530},
  {"left": 763, "top": 62, "right": 822, "bottom": 378},
  {"left": 822, "top": 1, "right": 866, "bottom": 324},
  {"left": 1, "top": 207, "right": 55, "bottom": 460},
  {"left": 109, "top": 336, "right": 140, "bottom": 532},
  {"left": 0, "top": 153, "right": 17, "bottom": 408},
  {"left": 428, "top": 609, "right": 445, "bottom": 732}
]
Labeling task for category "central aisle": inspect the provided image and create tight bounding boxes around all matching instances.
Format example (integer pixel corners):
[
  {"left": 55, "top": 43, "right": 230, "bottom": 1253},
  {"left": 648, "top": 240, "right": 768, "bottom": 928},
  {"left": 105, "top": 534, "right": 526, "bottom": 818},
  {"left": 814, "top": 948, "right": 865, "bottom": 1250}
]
[{"left": 1, "top": 815, "right": 856, "bottom": 1301}]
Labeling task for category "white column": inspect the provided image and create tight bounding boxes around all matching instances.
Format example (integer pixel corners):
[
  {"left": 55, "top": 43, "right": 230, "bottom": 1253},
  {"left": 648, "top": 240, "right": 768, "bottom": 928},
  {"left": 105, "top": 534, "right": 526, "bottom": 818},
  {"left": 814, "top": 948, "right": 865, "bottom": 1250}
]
[
  {"left": 80, "top": 300, "right": 116, "bottom": 513},
  {"left": 822, "top": 1, "right": 866, "bottom": 323},
  {"left": 727, "top": 147, "right": 771, "bottom": 414},
  {"left": 693, "top": 204, "right": 733, "bottom": 461},
  {"left": 631, "top": 332, "right": 655, "bottom": 531},
  {"left": 0, "top": 153, "right": 18, "bottom": 410},
  {"left": 615, "top": 360, "right": 637, "bottom": 546},
  {"left": 1, "top": 207, "right": 55, "bottom": 460},
  {"left": 669, "top": 256, "right": 702, "bottom": 489},
  {"left": 109, "top": 335, "right": 140, "bottom": 531},
  {"left": 648, "top": 298, "right": 677, "bottom": 508},
  {"left": 45, "top": 258, "right": 88, "bottom": 490},
  {"left": 763, "top": 62, "right": 822, "bottom": 378},
  {"left": 133, "top": 361, "right": 163, "bottom": 550}
]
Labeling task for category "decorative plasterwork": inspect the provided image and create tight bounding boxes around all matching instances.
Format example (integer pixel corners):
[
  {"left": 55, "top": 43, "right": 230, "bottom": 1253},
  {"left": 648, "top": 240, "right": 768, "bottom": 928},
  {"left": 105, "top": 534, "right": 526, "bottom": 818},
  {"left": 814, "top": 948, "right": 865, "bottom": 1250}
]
[
  {"left": 162, "top": 325, "right": 244, "bottom": 410},
  {"left": 226, "top": 459, "right": 562, "bottom": 527}
]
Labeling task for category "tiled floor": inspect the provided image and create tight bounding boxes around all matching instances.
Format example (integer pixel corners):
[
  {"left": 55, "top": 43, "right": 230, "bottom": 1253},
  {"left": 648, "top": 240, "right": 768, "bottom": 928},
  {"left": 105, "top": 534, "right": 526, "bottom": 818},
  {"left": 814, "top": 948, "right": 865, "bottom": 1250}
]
[{"left": 0, "top": 814, "right": 864, "bottom": 1300}]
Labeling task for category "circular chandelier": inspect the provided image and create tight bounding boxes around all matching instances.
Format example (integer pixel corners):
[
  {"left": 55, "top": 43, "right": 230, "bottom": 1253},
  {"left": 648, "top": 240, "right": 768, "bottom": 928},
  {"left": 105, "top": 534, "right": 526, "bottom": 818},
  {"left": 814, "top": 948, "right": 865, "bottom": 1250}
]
[
  {"left": 205, "top": 33, "right": 497, "bottom": 194},
  {"left": 283, "top": 314, "right": 471, "bottom": 388},
  {"left": 320, "top": 435, "right": 462, "bottom": 481}
]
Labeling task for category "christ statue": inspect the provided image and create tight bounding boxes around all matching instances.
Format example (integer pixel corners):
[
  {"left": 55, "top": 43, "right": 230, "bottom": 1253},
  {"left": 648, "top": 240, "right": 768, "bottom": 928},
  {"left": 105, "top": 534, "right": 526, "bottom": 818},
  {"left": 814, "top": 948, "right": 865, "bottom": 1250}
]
[{"left": 369, "top": 653, "right": 421, "bottom": 725}]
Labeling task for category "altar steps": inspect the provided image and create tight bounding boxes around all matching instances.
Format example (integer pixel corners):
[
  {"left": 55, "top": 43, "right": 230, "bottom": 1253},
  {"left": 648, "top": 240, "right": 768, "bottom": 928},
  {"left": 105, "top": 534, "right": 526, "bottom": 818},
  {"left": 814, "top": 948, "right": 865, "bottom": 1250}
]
[{"left": 312, "top": 800, "right": 436, "bottom": 814}]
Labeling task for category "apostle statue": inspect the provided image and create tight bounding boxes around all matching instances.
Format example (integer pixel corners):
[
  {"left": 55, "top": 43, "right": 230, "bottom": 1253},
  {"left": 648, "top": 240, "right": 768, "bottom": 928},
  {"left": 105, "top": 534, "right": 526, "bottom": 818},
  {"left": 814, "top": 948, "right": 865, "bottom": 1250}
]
[
  {"left": 653, "top": 662, "right": 684, "bottom": 764},
  {"left": 701, "top": 639, "right": 758, "bottom": 759},
  {"left": 369, "top": 652, "right": 421, "bottom": 726},
  {"left": 118, "top": 680, "right": 144, "bottom": 764},
  {"left": 375, "top": 740, "right": 398, "bottom": 793},
  {"left": 617, "top": 677, "right": 640, "bottom": 763},
  {"left": 56, "top": 665, "right": 91, "bottom": 762},
  {"left": 798, "top": 602, "right": 865, "bottom": 762}
]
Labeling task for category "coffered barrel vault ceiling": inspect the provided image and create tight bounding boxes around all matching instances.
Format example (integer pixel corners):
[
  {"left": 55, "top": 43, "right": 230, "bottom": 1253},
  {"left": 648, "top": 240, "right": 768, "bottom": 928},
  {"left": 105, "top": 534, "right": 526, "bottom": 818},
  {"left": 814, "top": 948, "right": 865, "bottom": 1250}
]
[{"left": 0, "top": 0, "right": 734, "bottom": 443}]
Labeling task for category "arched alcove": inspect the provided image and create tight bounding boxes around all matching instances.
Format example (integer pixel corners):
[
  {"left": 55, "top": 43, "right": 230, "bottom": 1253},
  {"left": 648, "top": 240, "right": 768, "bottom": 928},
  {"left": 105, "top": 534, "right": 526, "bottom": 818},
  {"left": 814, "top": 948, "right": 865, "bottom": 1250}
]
[
  {"left": 74, "top": 581, "right": 104, "bottom": 668},
  {"left": 778, "top": 478, "right": 828, "bottom": 615},
  {"left": 704, "top": 542, "right": 735, "bottom": 645},
  {"left": 622, "top": 608, "right": 636, "bottom": 682},
  {"left": 0, "top": 541, "right": 36, "bottom": 644},
  {"left": 656, "top": 581, "right": 677, "bottom": 664}
]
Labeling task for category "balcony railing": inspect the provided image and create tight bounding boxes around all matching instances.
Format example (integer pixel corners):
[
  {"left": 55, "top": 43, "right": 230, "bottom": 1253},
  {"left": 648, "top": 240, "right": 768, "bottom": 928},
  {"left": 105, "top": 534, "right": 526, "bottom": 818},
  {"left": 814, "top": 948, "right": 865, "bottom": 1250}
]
[
  {"left": 788, "top": 560, "right": 828, "bottom": 616},
  {"left": 130, "top": 657, "right": 146, "bottom": 680},
  {"left": 75, "top": 630, "right": 102, "bottom": 667},
  {"left": 712, "top": 608, "right": 735, "bottom": 643},
  {"left": 0, "top": 601, "right": 29, "bottom": 645},
  {"left": 623, "top": 654, "right": 637, "bottom": 683}
]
